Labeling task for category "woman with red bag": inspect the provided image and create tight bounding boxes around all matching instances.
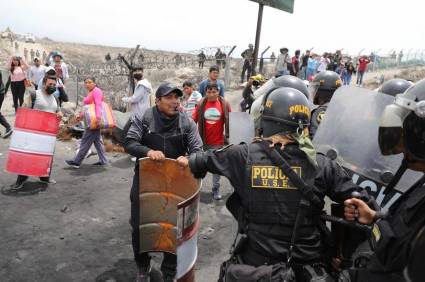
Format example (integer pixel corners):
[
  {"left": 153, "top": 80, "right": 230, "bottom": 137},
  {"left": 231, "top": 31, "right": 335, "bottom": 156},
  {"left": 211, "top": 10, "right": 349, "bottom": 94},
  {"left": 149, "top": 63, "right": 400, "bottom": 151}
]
[{"left": 65, "top": 77, "right": 107, "bottom": 168}]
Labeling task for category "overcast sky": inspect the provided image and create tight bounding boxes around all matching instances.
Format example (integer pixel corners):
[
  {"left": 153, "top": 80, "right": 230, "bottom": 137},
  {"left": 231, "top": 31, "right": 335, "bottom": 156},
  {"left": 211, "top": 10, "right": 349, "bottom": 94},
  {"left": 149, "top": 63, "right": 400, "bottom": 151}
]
[{"left": 1, "top": 0, "right": 424, "bottom": 57}]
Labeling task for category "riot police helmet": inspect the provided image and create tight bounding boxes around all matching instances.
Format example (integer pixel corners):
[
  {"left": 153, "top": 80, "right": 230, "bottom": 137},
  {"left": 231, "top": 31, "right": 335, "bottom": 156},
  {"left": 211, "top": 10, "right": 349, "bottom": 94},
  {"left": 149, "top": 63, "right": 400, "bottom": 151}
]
[
  {"left": 310, "top": 71, "right": 342, "bottom": 105},
  {"left": 379, "top": 78, "right": 413, "bottom": 97},
  {"left": 379, "top": 79, "right": 425, "bottom": 163},
  {"left": 274, "top": 75, "right": 309, "bottom": 99},
  {"left": 261, "top": 87, "right": 310, "bottom": 137}
]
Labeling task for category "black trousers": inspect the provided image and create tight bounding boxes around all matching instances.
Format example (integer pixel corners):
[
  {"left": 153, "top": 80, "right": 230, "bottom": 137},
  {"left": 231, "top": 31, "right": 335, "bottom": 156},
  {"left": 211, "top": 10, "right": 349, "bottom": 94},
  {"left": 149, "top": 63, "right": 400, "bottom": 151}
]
[
  {"left": 0, "top": 94, "right": 11, "bottom": 130},
  {"left": 130, "top": 168, "right": 177, "bottom": 276},
  {"left": 10, "top": 80, "right": 25, "bottom": 112},
  {"left": 241, "top": 60, "right": 252, "bottom": 82}
]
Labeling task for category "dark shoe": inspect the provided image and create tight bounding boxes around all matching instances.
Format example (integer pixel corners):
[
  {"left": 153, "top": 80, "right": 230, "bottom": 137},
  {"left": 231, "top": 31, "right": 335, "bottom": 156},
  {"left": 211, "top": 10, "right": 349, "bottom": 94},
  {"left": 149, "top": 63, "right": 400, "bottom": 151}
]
[
  {"left": 92, "top": 161, "right": 106, "bottom": 166},
  {"left": 39, "top": 178, "right": 57, "bottom": 184},
  {"left": 136, "top": 265, "right": 151, "bottom": 282},
  {"left": 162, "top": 274, "right": 176, "bottom": 282},
  {"left": 64, "top": 160, "right": 80, "bottom": 169},
  {"left": 3, "top": 128, "right": 12, "bottom": 139}
]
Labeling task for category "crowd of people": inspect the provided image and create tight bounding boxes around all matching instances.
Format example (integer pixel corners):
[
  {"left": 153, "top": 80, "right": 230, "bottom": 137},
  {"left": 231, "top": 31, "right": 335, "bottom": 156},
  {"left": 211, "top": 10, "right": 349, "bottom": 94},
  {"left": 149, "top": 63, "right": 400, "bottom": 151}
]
[{"left": 2, "top": 43, "right": 424, "bottom": 282}]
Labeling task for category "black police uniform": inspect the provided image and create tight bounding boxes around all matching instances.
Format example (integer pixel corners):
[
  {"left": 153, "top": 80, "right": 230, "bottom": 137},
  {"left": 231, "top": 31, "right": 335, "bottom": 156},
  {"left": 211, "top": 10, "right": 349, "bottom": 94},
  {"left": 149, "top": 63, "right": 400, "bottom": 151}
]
[
  {"left": 348, "top": 180, "right": 425, "bottom": 282},
  {"left": 193, "top": 141, "right": 373, "bottom": 281},
  {"left": 309, "top": 104, "right": 328, "bottom": 139},
  {"left": 124, "top": 106, "right": 203, "bottom": 276}
]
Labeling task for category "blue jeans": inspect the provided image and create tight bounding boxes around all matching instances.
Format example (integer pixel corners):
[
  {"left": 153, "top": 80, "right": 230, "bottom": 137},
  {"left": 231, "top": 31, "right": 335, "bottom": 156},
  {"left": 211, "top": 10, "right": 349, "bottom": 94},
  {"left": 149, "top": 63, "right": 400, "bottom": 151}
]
[
  {"left": 344, "top": 74, "right": 352, "bottom": 85},
  {"left": 357, "top": 71, "right": 365, "bottom": 85}
]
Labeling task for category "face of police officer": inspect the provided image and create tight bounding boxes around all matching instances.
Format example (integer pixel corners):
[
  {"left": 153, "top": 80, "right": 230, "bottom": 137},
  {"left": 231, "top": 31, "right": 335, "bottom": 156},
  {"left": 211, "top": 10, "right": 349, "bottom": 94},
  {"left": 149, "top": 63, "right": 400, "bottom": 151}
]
[{"left": 157, "top": 92, "right": 180, "bottom": 117}]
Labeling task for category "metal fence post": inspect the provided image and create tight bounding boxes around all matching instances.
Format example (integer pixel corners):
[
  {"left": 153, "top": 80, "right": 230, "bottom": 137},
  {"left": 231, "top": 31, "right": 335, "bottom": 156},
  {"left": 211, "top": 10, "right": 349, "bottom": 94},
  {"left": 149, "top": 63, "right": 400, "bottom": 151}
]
[{"left": 225, "top": 45, "right": 237, "bottom": 89}]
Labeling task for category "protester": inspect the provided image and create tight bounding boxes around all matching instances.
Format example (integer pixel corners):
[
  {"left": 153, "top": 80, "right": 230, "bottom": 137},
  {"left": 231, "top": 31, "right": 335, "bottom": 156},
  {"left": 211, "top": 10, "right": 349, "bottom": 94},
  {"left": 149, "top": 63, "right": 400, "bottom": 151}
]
[
  {"left": 300, "top": 50, "right": 310, "bottom": 79},
  {"left": 198, "top": 65, "right": 225, "bottom": 97},
  {"left": 357, "top": 55, "right": 371, "bottom": 86},
  {"left": 240, "top": 44, "right": 254, "bottom": 83},
  {"left": 50, "top": 51, "right": 69, "bottom": 105},
  {"left": 12, "top": 75, "right": 62, "bottom": 188},
  {"left": 38, "top": 67, "right": 68, "bottom": 104},
  {"left": 198, "top": 51, "right": 206, "bottom": 69},
  {"left": 181, "top": 80, "right": 202, "bottom": 117},
  {"left": 343, "top": 61, "right": 356, "bottom": 85},
  {"left": 7, "top": 56, "right": 29, "bottom": 112},
  {"left": 0, "top": 70, "right": 12, "bottom": 138},
  {"left": 121, "top": 67, "right": 153, "bottom": 115},
  {"left": 65, "top": 77, "right": 108, "bottom": 168},
  {"left": 28, "top": 57, "right": 46, "bottom": 90},
  {"left": 290, "top": 49, "right": 301, "bottom": 77},
  {"left": 275, "top": 47, "right": 290, "bottom": 77},
  {"left": 306, "top": 53, "right": 319, "bottom": 81},
  {"left": 317, "top": 53, "right": 330, "bottom": 73},
  {"left": 192, "top": 82, "right": 231, "bottom": 200},
  {"left": 124, "top": 82, "right": 203, "bottom": 282}
]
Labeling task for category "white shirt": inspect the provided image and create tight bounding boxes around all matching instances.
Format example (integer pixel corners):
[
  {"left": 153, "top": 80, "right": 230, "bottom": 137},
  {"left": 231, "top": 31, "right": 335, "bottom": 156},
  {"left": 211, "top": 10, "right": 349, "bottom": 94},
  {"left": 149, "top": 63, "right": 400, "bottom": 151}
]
[
  {"left": 28, "top": 65, "right": 46, "bottom": 84},
  {"left": 33, "top": 89, "right": 58, "bottom": 113},
  {"left": 318, "top": 57, "right": 330, "bottom": 72},
  {"left": 122, "top": 79, "right": 153, "bottom": 115}
]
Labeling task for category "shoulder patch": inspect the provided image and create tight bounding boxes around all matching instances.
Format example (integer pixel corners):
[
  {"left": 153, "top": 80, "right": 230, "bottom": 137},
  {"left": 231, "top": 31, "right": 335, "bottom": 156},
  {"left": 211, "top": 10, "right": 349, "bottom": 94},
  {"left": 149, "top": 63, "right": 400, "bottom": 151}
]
[{"left": 317, "top": 111, "right": 325, "bottom": 123}]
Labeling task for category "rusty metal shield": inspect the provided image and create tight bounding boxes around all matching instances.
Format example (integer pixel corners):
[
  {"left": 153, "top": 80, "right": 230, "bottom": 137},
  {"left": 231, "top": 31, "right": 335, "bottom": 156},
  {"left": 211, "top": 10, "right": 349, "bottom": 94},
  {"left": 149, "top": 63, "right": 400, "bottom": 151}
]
[{"left": 139, "top": 158, "right": 201, "bottom": 281}]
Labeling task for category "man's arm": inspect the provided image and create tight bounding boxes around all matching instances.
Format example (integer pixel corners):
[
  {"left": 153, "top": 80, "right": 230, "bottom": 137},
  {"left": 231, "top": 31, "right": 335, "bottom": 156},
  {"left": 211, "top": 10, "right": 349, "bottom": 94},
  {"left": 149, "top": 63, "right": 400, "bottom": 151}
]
[
  {"left": 316, "top": 154, "right": 377, "bottom": 208},
  {"left": 122, "top": 84, "right": 145, "bottom": 104},
  {"left": 124, "top": 113, "right": 152, "bottom": 158}
]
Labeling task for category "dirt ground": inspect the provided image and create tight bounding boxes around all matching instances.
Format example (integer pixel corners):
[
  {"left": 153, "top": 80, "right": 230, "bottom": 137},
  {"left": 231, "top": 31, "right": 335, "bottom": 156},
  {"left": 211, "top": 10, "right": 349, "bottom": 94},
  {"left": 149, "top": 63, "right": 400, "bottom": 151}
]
[
  {"left": 0, "top": 91, "right": 242, "bottom": 282},
  {"left": 0, "top": 67, "right": 421, "bottom": 282}
]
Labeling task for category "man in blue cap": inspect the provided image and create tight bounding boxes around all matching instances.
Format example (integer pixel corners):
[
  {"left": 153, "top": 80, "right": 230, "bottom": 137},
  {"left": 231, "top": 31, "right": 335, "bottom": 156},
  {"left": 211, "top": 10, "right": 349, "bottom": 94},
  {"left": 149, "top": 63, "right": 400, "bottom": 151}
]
[{"left": 124, "top": 82, "right": 203, "bottom": 282}]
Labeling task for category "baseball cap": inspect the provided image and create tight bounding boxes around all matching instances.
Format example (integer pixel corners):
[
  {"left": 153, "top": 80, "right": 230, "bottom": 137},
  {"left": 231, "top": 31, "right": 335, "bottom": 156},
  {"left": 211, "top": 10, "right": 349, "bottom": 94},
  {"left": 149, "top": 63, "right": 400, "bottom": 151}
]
[
  {"left": 155, "top": 82, "right": 183, "bottom": 98},
  {"left": 45, "top": 66, "right": 56, "bottom": 74}
]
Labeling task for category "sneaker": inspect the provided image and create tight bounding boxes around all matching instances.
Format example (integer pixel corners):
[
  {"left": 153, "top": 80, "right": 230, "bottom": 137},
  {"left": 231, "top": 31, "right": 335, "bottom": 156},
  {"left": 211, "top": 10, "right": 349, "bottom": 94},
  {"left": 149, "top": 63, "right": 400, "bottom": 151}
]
[
  {"left": 64, "top": 160, "right": 80, "bottom": 169},
  {"left": 136, "top": 265, "right": 151, "bottom": 282},
  {"left": 212, "top": 189, "right": 222, "bottom": 200},
  {"left": 3, "top": 128, "right": 12, "bottom": 139}
]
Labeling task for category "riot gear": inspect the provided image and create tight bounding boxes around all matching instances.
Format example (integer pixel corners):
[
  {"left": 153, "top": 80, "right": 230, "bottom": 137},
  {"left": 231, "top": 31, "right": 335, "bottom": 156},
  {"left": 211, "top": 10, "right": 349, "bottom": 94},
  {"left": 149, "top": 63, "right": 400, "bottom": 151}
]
[
  {"left": 378, "top": 78, "right": 413, "bottom": 97},
  {"left": 250, "top": 75, "right": 310, "bottom": 131},
  {"left": 379, "top": 79, "right": 425, "bottom": 161},
  {"left": 310, "top": 71, "right": 342, "bottom": 105},
  {"left": 404, "top": 226, "right": 425, "bottom": 282},
  {"left": 260, "top": 87, "right": 310, "bottom": 137}
]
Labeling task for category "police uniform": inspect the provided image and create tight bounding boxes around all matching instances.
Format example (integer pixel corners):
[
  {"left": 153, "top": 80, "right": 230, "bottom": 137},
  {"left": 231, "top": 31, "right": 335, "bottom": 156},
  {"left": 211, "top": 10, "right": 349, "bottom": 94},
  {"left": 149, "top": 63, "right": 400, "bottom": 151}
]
[
  {"left": 309, "top": 104, "right": 328, "bottom": 139},
  {"left": 191, "top": 86, "right": 375, "bottom": 281},
  {"left": 309, "top": 71, "right": 342, "bottom": 139},
  {"left": 345, "top": 78, "right": 425, "bottom": 282},
  {"left": 124, "top": 83, "right": 203, "bottom": 281}
]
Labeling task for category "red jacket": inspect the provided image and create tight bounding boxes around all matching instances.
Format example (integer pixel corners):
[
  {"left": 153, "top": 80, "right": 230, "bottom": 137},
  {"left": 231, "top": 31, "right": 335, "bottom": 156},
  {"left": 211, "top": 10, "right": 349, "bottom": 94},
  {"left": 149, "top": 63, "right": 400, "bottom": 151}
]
[{"left": 358, "top": 58, "right": 370, "bottom": 72}]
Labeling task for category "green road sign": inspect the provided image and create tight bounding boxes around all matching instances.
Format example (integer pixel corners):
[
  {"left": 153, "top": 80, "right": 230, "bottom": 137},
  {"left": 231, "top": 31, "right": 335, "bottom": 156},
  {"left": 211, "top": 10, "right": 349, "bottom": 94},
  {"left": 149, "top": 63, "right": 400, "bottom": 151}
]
[{"left": 249, "top": 0, "right": 294, "bottom": 13}]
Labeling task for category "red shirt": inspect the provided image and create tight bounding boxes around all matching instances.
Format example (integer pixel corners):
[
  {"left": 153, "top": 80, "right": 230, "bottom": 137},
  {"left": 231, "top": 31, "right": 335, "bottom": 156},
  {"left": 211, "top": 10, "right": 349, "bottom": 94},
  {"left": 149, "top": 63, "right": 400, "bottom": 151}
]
[
  {"left": 358, "top": 58, "right": 370, "bottom": 72},
  {"left": 192, "top": 100, "right": 229, "bottom": 145}
]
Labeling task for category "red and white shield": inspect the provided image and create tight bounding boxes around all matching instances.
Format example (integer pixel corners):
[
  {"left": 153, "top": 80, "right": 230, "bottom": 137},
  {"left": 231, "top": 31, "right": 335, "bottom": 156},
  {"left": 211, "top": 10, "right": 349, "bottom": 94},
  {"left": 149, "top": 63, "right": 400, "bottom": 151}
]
[{"left": 6, "top": 108, "right": 60, "bottom": 177}]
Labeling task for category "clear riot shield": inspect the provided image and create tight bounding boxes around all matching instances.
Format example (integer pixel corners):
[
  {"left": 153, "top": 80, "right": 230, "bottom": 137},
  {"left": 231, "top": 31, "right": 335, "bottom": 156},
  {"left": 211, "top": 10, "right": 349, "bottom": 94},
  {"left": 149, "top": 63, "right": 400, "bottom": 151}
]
[
  {"left": 229, "top": 112, "right": 254, "bottom": 145},
  {"left": 313, "top": 86, "right": 422, "bottom": 210},
  {"left": 139, "top": 158, "right": 201, "bottom": 281}
]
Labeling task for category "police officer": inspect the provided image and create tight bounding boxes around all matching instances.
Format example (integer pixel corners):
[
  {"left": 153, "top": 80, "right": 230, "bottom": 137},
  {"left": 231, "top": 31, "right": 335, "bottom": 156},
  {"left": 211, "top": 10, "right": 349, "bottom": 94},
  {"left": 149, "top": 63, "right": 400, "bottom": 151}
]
[
  {"left": 404, "top": 225, "right": 425, "bottom": 282},
  {"left": 124, "top": 82, "right": 203, "bottom": 282},
  {"left": 343, "top": 79, "right": 425, "bottom": 282},
  {"left": 189, "top": 87, "right": 374, "bottom": 282},
  {"left": 309, "top": 71, "right": 342, "bottom": 138},
  {"left": 378, "top": 78, "right": 413, "bottom": 96}
]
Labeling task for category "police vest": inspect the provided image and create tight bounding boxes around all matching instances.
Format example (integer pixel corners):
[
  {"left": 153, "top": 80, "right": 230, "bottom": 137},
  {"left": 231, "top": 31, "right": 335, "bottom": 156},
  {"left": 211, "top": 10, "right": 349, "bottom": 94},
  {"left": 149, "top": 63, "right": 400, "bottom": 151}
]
[
  {"left": 241, "top": 143, "right": 319, "bottom": 229},
  {"left": 140, "top": 109, "right": 190, "bottom": 160},
  {"left": 370, "top": 184, "right": 425, "bottom": 274}
]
